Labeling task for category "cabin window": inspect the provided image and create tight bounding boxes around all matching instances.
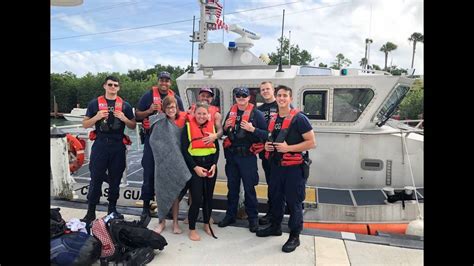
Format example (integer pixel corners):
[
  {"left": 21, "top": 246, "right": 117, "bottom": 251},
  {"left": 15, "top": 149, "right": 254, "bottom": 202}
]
[
  {"left": 302, "top": 91, "right": 327, "bottom": 120},
  {"left": 333, "top": 88, "right": 374, "bottom": 122},
  {"left": 186, "top": 87, "right": 221, "bottom": 109},
  {"left": 375, "top": 85, "right": 410, "bottom": 126},
  {"left": 232, "top": 87, "right": 263, "bottom": 107}
]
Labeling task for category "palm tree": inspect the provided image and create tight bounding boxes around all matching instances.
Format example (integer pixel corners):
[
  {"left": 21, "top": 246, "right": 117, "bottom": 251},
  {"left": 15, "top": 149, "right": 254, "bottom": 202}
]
[
  {"left": 380, "top": 42, "right": 398, "bottom": 71},
  {"left": 364, "top": 38, "right": 373, "bottom": 69},
  {"left": 359, "top": 57, "right": 368, "bottom": 68},
  {"left": 408, "top": 32, "right": 424, "bottom": 69}
]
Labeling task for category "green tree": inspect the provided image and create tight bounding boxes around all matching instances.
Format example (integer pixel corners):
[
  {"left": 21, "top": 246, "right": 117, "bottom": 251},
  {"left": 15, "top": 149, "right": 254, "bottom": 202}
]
[
  {"left": 268, "top": 37, "right": 314, "bottom": 65},
  {"left": 371, "top": 64, "right": 381, "bottom": 70},
  {"left": 408, "top": 32, "right": 424, "bottom": 69},
  {"left": 388, "top": 65, "right": 408, "bottom": 76},
  {"left": 331, "top": 53, "right": 351, "bottom": 70},
  {"left": 318, "top": 62, "right": 328, "bottom": 67},
  {"left": 359, "top": 58, "right": 368, "bottom": 68},
  {"left": 363, "top": 38, "right": 373, "bottom": 69},
  {"left": 398, "top": 79, "right": 423, "bottom": 119},
  {"left": 380, "top": 42, "right": 398, "bottom": 71}
]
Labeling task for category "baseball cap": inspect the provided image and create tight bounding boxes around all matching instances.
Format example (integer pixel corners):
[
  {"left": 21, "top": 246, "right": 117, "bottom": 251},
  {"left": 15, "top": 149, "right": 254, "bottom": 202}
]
[
  {"left": 199, "top": 87, "right": 214, "bottom": 96},
  {"left": 235, "top": 87, "right": 249, "bottom": 97},
  {"left": 158, "top": 71, "right": 171, "bottom": 79}
]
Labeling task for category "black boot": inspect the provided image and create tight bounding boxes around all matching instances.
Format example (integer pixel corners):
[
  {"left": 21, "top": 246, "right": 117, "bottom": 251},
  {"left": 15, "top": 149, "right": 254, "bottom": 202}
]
[
  {"left": 142, "top": 200, "right": 151, "bottom": 216},
  {"left": 258, "top": 213, "right": 273, "bottom": 225},
  {"left": 108, "top": 200, "right": 124, "bottom": 219},
  {"left": 282, "top": 233, "right": 300, "bottom": 253},
  {"left": 81, "top": 203, "right": 96, "bottom": 224},
  {"left": 218, "top": 216, "right": 236, "bottom": 228},
  {"left": 140, "top": 200, "right": 151, "bottom": 227},
  {"left": 249, "top": 220, "right": 258, "bottom": 233},
  {"left": 256, "top": 224, "right": 282, "bottom": 237}
]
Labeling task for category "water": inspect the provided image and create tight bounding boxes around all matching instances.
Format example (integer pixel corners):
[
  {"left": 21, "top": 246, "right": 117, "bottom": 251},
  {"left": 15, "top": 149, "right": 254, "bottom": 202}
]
[
  {"left": 50, "top": 118, "right": 82, "bottom": 127},
  {"left": 50, "top": 118, "right": 143, "bottom": 151}
]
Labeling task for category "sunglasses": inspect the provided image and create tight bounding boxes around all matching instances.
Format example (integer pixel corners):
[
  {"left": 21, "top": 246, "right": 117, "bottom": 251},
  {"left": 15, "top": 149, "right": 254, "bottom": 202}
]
[
  {"left": 235, "top": 93, "right": 248, "bottom": 98},
  {"left": 107, "top": 83, "right": 119, "bottom": 87}
]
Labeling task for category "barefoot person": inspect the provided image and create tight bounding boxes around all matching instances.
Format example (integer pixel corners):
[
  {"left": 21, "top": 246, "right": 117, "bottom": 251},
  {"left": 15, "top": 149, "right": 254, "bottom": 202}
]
[
  {"left": 181, "top": 101, "right": 220, "bottom": 241},
  {"left": 148, "top": 96, "right": 190, "bottom": 234}
]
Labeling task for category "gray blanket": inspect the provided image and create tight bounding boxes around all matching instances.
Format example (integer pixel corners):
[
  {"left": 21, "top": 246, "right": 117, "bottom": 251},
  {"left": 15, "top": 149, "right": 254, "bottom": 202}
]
[{"left": 149, "top": 113, "right": 192, "bottom": 220}]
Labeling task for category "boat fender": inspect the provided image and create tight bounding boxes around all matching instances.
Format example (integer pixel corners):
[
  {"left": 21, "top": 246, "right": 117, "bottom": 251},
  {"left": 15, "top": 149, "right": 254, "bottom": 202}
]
[{"left": 66, "top": 133, "right": 85, "bottom": 173}]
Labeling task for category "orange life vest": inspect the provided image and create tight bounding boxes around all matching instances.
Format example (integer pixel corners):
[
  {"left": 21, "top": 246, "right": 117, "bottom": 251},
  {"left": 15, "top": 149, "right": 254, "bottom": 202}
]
[
  {"left": 223, "top": 103, "right": 254, "bottom": 148},
  {"left": 187, "top": 116, "right": 216, "bottom": 156},
  {"left": 98, "top": 95, "right": 123, "bottom": 111},
  {"left": 174, "top": 111, "right": 187, "bottom": 128},
  {"left": 265, "top": 108, "right": 301, "bottom": 163},
  {"left": 152, "top": 86, "right": 175, "bottom": 112},
  {"left": 89, "top": 95, "right": 131, "bottom": 145}
]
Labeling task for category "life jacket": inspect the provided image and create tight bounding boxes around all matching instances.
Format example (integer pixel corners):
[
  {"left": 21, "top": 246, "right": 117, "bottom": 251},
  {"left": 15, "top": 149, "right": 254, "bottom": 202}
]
[
  {"left": 142, "top": 87, "right": 175, "bottom": 130},
  {"left": 174, "top": 111, "right": 187, "bottom": 128},
  {"left": 186, "top": 116, "right": 217, "bottom": 156},
  {"left": 187, "top": 104, "right": 220, "bottom": 121},
  {"left": 152, "top": 86, "right": 175, "bottom": 110},
  {"left": 89, "top": 96, "right": 131, "bottom": 145},
  {"left": 265, "top": 108, "right": 303, "bottom": 166},
  {"left": 223, "top": 103, "right": 254, "bottom": 149}
]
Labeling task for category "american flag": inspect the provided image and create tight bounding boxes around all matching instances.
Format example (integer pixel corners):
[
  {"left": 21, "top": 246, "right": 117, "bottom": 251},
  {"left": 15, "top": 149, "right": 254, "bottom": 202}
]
[{"left": 205, "top": 0, "right": 228, "bottom": 31}]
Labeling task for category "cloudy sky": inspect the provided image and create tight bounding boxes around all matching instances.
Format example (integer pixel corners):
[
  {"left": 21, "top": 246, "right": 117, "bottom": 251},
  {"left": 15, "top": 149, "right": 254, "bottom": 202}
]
[{"left": 51, "top": 0, "right": 423, "bottom": 77}]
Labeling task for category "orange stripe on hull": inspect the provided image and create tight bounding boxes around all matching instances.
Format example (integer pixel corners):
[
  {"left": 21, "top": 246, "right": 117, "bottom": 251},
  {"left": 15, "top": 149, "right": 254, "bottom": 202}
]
[{"left": 303, "top": 222, "right": 408, "bottom": 235}]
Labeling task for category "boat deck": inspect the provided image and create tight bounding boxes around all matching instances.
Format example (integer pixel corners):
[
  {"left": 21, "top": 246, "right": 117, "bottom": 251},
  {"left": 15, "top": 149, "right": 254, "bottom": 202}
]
[{"left": 52, "top": 201, "right": 423, "bottom": 265}]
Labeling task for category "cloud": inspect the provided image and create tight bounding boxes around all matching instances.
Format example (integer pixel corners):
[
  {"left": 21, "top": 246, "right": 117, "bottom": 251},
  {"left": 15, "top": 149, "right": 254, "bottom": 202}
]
[
  {"left": 51, "top": 51, "right": 151, "bottom": 76},
  {"left": 225, "top": 0, "right": 423, "bottom": 72},
  {"left": 51, "top": 50, "right": 190, "bottom": 77},
  {"left": 57, "top": 14, "right": 98, "bottom": 33}
]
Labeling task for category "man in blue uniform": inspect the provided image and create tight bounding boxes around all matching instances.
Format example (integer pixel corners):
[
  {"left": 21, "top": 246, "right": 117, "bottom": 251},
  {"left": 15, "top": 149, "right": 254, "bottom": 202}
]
[
  {"left": 218, "top": 87, "right": 268, "bottom": 232},
  {"left": 256, "top": 85, "right": 316, "bottom": 253},
  {"left": 256, "top": 81, "right": 278, "bottom": 225},
  {"left": 81, "top": 75, "right": 136, "bottom": 223},
  {"left": 135, "top": 71, "right": 184, "bottom": 219}
]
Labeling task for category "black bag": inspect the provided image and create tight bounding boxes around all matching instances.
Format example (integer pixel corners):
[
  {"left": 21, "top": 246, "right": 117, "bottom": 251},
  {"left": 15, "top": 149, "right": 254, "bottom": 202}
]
[
  {"left": 108, "top": 219, "right": 168, "bottom": 250},
  {"left": 51, "top": 232, "right": 102, "bottom": 266},
  {"left": 51, "top": 208, "right": 67, "bottom": 239},
  {"left": 96, "top": 217, "right": 168, "bottom": 265},
  {"left": 302, "top": 152, "right": 312, "bottom": 180}
]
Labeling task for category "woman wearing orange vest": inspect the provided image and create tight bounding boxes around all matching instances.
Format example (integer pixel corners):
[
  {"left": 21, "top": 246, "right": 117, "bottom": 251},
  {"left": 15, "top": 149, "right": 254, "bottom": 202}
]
[
  {"left": 181, "top": 101, "right": 220, "bottom": 241},
  {"left": 149, "top": 95, "right": 189, "bottom": 235}
]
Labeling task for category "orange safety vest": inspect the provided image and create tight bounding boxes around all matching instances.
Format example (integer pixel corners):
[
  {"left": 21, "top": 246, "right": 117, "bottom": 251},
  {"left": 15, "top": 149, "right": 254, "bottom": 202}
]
[
  {"left": 265, "top": 108, "right": 301, "bottom": 162},
  {"left": 223, "top": 103, "right": 254, "bottom": 148},
  {"left": 98, "top": 95, "right": 123, "bottom": 112},
  {"left": 174, "top": 111, "right": 187, "bottom": 128},
  {"left": 187, "top": 116, "right": 216, "bottom": 156},
  {"left": 89, "top": 95, "right": 132, "bottom": 145},
  {"left": 152, "top": 86, "right": 175, "bottom": 112}
]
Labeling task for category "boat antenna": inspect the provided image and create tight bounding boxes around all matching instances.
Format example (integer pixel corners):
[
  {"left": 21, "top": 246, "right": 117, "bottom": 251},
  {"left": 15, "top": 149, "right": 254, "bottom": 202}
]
[
  {"left": 276, "top": 9, "right": 285, "bottom": 72},
  {"left": 288, "top": 30, "right": 291, "bottom": 67},
  {"left": 189, "top": 15, "right": 196, "bottom": 74}
]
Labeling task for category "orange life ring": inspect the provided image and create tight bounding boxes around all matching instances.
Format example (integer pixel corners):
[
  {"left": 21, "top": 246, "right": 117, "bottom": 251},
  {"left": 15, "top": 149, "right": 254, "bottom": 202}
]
[{"left": 66, "top": 133, "right": 85, "bottom": 173}]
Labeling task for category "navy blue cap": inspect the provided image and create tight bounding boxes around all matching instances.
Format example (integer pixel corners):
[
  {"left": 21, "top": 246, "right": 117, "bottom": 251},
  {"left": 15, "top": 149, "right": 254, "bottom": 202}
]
[
  {"left": 199, "top": 87, "right": 214, "bottom": 96},
  {"left": 159, "top": 71, "right": 171, "bottom": 79},
  {"left": 235, "top": 87, "right": 249, "bottom": 96}
]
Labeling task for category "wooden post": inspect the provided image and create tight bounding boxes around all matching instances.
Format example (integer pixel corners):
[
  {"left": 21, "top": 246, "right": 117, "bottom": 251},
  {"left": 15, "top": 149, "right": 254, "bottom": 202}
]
[{"left": 54, "top": 95, "right": 58, "bottom": 118}]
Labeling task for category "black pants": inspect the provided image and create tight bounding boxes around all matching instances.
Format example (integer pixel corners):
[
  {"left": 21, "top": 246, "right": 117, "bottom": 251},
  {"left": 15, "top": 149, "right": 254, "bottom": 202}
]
[
  {"left": 188, "top": 163, "right": 217, "bottom": 230},
  {"left": 87, "top": 138, "right": 126, "bottom": 204}
]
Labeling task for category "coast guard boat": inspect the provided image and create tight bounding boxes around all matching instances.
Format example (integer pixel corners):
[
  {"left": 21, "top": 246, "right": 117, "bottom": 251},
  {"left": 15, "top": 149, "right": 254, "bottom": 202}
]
[{"left": 51, "top": 0, "right": 423, "bottom": 225}]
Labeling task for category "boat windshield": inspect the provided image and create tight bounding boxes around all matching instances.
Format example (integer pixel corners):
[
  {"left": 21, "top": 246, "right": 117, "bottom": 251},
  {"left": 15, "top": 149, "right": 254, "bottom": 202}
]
[
  {"left": 333, "top": 88, "right": 374, "bottom": 122},
  {"left": 375, "top": 85, "right": 410, "bottom": 127}
]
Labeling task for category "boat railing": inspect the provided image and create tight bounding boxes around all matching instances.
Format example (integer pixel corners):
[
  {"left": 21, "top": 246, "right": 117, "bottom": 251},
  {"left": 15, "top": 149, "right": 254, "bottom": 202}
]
[
  {"left": 50, "top": 123, "right": 143, "bottom": 151},
  {"left": 399, "top": 119, "right": 424, "bottom": 129}
]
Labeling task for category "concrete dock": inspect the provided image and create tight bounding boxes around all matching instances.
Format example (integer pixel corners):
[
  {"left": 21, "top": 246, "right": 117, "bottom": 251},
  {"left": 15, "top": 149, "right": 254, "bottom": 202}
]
[{"left": 52, "top": 204, "right": 423, "bottom": 265}]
